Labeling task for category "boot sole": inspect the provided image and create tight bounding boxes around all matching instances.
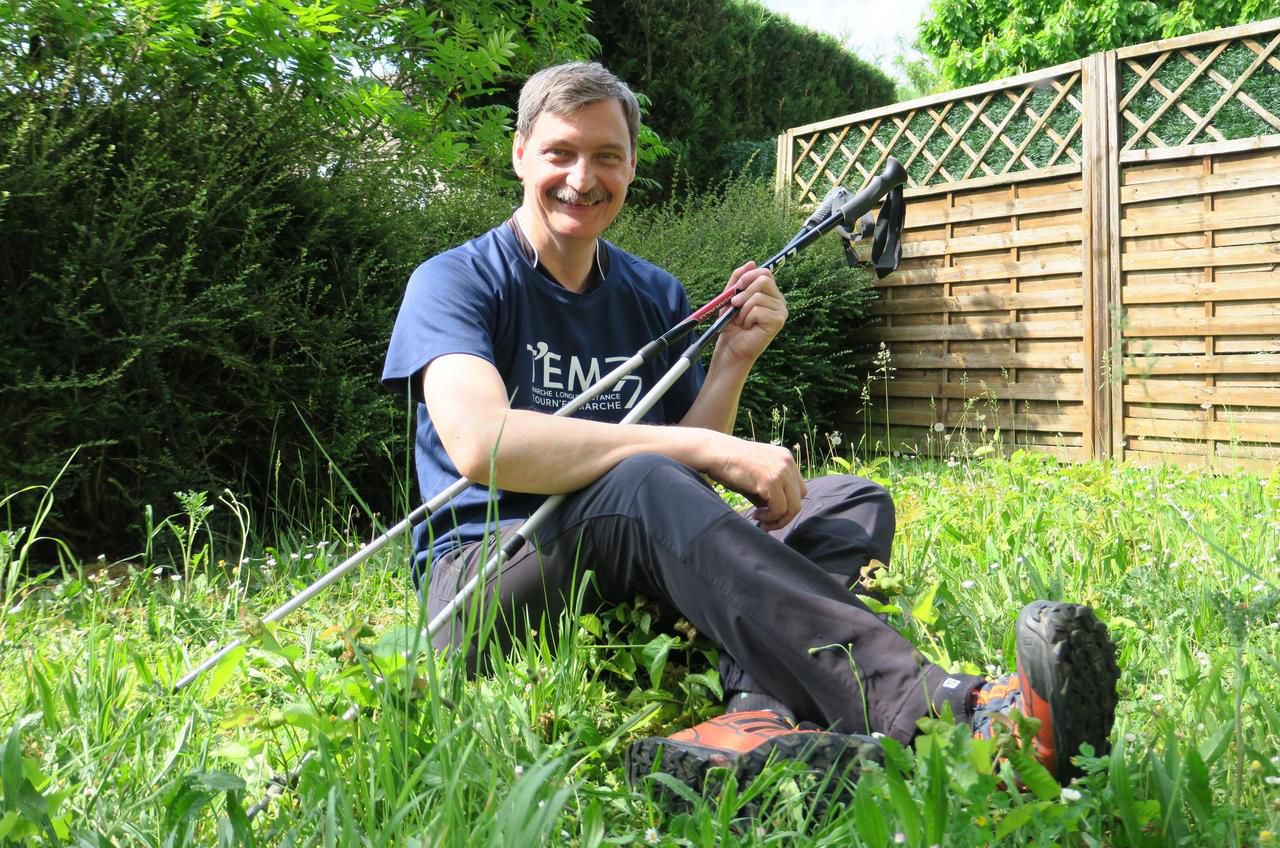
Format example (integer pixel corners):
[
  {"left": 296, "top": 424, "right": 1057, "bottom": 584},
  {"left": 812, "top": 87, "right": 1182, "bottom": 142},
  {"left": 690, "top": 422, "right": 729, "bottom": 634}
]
[
  {"left": 625, "top": 729, "right": 882, "bottom": 807},
  {"left": 1015, "top": 601, "right": 1121, "bottom": 782}
]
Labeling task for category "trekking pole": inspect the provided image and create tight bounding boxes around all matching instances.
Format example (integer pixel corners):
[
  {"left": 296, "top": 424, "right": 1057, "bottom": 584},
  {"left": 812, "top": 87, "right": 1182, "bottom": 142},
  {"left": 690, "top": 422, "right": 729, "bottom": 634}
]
[
  {"left": 241, "top": 157, "right": 908, "bottom": 819},
  {"left": 174, "top": 228, "right": 798, "bottom": 695}
]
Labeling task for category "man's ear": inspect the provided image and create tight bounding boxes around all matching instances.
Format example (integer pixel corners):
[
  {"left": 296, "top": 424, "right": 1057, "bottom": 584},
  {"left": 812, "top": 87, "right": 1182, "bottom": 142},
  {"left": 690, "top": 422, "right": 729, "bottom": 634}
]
[{"left": 512, "top": 135, "right": 526, "bottom": 180}]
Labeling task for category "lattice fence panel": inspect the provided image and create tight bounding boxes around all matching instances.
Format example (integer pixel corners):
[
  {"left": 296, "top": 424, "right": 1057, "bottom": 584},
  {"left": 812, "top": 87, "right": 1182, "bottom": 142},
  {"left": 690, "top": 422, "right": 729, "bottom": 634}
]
[
  {"left": 789, "top": 72, "right": 1084, "bottom": 203},
  {"left": 1120, "top": 31, "right": 1280, "bottom": 153}
]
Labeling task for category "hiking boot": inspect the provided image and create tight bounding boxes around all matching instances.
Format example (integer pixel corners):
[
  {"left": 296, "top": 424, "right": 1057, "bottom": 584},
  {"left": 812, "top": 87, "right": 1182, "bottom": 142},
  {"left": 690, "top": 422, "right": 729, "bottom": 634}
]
[
  {"left": 972, "top": 601, "right": 1120, "bottom": 783},
  {"left": 625, "top": 710, "right": 881, "bottom": 799}
]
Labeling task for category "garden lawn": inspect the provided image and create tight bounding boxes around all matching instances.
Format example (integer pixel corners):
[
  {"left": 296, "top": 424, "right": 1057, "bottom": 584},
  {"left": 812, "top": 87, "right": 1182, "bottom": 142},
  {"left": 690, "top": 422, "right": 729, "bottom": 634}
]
[{"left": 1, "top": 452, "right": 1278, "bottom": 846}]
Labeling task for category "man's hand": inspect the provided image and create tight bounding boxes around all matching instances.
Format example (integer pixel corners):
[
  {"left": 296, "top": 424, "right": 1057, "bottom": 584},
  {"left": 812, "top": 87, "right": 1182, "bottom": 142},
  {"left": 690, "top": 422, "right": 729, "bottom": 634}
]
[
  {"left": 704, "top": 435, "right": 806, "bottom": 530},
  {"left": 716, "top": 261, "right": 787, "bottom": 367}
]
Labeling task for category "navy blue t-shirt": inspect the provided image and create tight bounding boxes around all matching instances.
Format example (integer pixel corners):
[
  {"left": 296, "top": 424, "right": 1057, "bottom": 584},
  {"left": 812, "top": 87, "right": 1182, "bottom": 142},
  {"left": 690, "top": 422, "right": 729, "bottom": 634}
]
[{"left": 382, "top": 223, "right": 705, "bottom": 575}]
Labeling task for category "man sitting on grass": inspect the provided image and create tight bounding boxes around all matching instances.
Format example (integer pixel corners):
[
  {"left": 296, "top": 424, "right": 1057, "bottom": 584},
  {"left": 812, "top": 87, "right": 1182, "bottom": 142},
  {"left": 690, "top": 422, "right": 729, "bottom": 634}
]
[{"left": 381, "top": 60, "right": 1121, "bottom": 795}]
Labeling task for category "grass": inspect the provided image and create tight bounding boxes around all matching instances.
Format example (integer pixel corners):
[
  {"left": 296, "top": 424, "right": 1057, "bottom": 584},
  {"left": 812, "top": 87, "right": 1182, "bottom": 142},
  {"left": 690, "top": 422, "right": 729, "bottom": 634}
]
[{"left": 1, "top": 452, "right": 1279, "bottom": 846}]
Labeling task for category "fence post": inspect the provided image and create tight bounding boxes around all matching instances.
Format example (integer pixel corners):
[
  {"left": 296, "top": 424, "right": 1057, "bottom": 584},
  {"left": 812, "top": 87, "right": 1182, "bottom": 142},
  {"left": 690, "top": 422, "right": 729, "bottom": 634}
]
[
  {"left": 1081, "top": 51, "right": 1119, "bottom": 460},
  {"left": 774, "top": 130, "right": 792, "bottom": 202}
]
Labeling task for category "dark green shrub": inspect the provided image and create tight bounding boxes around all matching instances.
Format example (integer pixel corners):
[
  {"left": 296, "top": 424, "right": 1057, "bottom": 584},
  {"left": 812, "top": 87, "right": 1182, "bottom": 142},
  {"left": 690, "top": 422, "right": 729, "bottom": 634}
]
[
  {"left": 0, "top": 83, "right": 516, "bottom": 555},
  {"left": 607, "top": 177, "right": 878, "bottom": 440},
  {"left": 588, "top": 0, "right": 895, "bottom": 195}
]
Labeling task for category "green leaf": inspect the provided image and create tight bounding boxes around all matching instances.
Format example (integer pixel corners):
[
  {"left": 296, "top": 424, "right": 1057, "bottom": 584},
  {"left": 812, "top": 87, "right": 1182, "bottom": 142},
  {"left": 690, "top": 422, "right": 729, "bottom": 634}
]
[
  {"left": 190, "top": 770, "right": 246, "bottom": 793},
  {"left": 855, "top": 594, "right": 901, "bottom": 615},
  {"left": 923, "top": 736, "right": 948, "bottom": 845},
  {"left": 882, "top": 739, "right": 922, "bottom": 845},
  {"left": 1007, "top": 748, "right": 1060, "bottom": 801},
  {"left": 2, "top": 718, "right": 47, "bottom": 820},
  {"left": 204, "top": 645, "right": 246, "bottom": 703},
  {"left": 911, "top": 582, "right": 940, "bottom": 626},
  {"left": 282, "top": 703, "right": 323, "bottom": 733},
  {"left": 852, "top": 782, "right": 889, "bottom": 846},
  {"left": 683, "top": 671, "right": 722, "bottom": 701},
  {"left": 0, "top": 811, "right": 22, "bottom": 840},
  {"left": 1197, "top": 720, "right": 1233, "bottom": 766},
  {"left": 636, "top": 634, "right": 678, "bottom": 688},
  {"left": 155, "top": 714, "right": 195, "bottom": 785},
  {"left": 1183, "top": 744, "right": 1213, "bottom": 825},
  {"left": 995, "top": 800, "right": 1047, "bottom": 839}
]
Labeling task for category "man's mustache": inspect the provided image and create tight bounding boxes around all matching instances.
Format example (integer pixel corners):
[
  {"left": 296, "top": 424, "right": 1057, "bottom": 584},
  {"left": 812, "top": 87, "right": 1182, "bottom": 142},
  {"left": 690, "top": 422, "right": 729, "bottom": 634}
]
[{"left": 552, "top": 186, "right": 611, "bottom": 205}]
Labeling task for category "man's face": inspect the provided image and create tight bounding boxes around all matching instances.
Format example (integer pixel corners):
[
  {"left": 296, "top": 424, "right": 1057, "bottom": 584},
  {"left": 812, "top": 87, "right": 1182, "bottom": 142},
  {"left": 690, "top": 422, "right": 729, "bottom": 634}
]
[{"left": 513, "top": 98, "right": 636, "bottom": 249}]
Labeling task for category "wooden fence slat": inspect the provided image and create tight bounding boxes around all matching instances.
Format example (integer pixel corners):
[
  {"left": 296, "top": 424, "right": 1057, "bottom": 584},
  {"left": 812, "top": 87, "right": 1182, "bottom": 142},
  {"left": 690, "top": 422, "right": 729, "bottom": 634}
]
[
  {"left": 1124, "top": 449, "right": 1279, "bottom": 474},
  {"left": 1121, "top": 278, "right": 1280, "bottom": 304},
  {"left": 1121, "top": 206, "right": 1280, "bottom": 237},
  {"left": 867, "top": 320, "right": 1084, "bottom": 342},
  {"left": 903, "top": 224, "right": 1083, "bottom": 258},
  {"left": 869, "top": 290, "right": 1084, "bottom": 315},
  {"left": 905, "top": 190, "right": 1083, "bottom": 227},
  {"left": 858, "top": 408, "right": 1088, "bottom": 430},
  {"left": 1115, "top": 18, "right": 1280, "bottom": 59},
  {"left": 1124, "top": 382, "right": 1280, "bottom": 407},
  {"left": 1124, "top": 417, "right": 1278, "bottom": 442},
  {"left": 888, "top": 256, "right": 1084, "bottom": 285},
  {"left": 1120, "top": 168, "right": 1280, "bottom": 203},
  {"left": 1121, "top": 241, "right": 1280, "bottom": 270},
  {"left": 892, "top": 352, "right": 1086, "bottom": 369},
  {"left": 888, "top": 380, "right": 1085, "bottom": 401},
  {"left": 1124, "top": 316, "right": 1280, "bottom": 336},
  {"left": 1127, "top": 438, "right": 1280, "bottom": 459},
  {"left": 1119, "top": 134, "right": 1280, "bottom": 164},
  {"left": 1123, "top": 354, "right": 1280, "bottom": 375}
]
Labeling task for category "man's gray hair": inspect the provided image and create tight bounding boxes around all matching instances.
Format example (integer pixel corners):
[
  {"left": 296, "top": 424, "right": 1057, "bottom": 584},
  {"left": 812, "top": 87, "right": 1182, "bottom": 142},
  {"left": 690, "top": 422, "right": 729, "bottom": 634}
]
[{"left": 516, "top": 62, "right": 641, "bottom": 154}]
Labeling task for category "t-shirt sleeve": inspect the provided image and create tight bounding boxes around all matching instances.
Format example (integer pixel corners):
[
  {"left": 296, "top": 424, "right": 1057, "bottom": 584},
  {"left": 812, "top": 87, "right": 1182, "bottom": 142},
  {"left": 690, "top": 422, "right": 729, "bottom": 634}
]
[{"left": 381, "top": 252, "right": 498, "bottom": 403}]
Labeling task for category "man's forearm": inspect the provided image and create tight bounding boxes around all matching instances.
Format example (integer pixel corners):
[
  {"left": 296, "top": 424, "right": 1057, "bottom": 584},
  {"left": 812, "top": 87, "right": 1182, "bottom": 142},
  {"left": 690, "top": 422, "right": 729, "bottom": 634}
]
[
  {"left": 678, "top": 343, "right": 754, "bottom": 435},
  {"left": 452, "top": 408, "right": 726, "bottom": 494}
]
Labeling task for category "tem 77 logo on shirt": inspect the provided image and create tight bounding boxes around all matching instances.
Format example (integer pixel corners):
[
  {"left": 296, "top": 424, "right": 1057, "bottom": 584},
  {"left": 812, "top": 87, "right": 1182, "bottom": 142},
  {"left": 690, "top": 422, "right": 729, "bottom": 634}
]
[{"left": 525, "top": 342, "right": 642, "bottom": 411}]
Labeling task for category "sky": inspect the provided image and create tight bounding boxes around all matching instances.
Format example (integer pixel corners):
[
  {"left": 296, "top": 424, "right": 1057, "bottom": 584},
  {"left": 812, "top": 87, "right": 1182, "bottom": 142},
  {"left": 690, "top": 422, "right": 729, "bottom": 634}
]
[{"left": 755, "top": 0, "right": 933, "bottom": 67}]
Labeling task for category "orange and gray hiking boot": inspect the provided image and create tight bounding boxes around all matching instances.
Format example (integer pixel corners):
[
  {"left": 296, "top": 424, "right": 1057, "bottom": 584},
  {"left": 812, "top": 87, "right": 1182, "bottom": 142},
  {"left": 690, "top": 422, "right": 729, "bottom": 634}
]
[
  {"left": 972, "top": 601, "right": 1121, "bottom": 784},
  {"left": 625, "top": 710, "right": 881, "bottom": 799}
]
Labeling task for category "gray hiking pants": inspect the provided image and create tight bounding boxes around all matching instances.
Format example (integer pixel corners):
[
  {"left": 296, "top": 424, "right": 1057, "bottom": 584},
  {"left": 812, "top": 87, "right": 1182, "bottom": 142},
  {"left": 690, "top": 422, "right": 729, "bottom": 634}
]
[{"left": 426, "top": 453, "right": 954, "bottom": 742}]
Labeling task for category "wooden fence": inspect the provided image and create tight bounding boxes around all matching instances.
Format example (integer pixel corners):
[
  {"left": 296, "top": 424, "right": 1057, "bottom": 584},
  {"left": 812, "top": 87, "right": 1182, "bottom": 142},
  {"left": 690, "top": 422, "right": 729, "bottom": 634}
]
[{"left": 776, "top": 19, "right": 1280, "bottom": 471}]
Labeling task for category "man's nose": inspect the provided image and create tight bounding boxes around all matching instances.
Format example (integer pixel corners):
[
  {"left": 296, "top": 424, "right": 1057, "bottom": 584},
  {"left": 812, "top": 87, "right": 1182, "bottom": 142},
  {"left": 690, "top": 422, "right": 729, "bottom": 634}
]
[{"left": 566, "top": 156, "right": 593, "bottom": 190}]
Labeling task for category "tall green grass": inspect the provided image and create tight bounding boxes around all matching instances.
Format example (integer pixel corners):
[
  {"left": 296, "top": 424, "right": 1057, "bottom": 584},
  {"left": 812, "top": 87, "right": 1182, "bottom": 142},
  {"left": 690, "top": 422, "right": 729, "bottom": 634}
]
[{"left": 1, "top": 452, "right": 1278, "bottom": 845}]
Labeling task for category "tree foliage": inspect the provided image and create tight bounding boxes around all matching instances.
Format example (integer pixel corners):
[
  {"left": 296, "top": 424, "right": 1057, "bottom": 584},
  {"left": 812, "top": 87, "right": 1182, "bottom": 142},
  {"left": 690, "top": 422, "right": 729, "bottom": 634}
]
[
  {"left": 590, "top": 0, "right": 897, "bottom": 191},
  {"left": 0, "top": 0, "right": 586, "bottom": 553},
  {"left": 919, "top": 0, "right": 1280, "bottom": 88}
]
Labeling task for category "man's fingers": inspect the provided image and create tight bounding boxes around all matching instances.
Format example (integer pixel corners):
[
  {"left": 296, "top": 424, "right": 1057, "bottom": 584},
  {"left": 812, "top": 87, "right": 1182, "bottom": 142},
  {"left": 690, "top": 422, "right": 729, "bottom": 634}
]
[{"left": 735, "top": 292, "right": 786, "bottom": 332}]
